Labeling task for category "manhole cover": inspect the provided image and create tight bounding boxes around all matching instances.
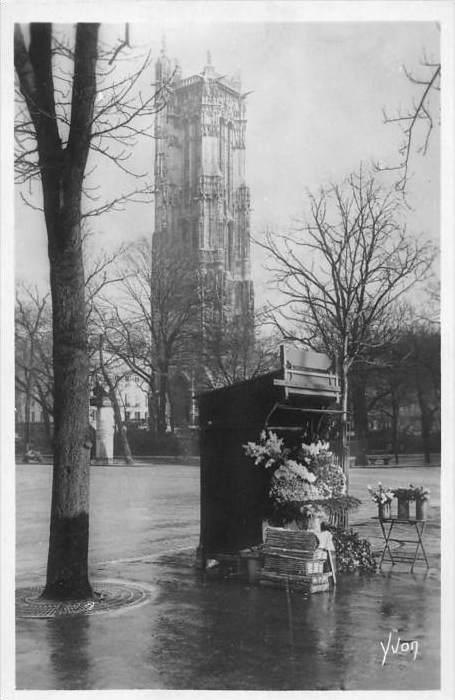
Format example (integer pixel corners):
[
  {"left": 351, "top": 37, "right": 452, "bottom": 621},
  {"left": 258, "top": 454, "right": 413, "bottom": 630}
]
[{"left": 16, "top": 579, "right": 153, "bottom": 619}]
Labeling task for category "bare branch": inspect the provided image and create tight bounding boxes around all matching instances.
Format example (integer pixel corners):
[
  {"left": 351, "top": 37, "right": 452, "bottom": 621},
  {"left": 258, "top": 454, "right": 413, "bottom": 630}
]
[{"left": 374, "top": 61, "right": 440, "bottom": 194}]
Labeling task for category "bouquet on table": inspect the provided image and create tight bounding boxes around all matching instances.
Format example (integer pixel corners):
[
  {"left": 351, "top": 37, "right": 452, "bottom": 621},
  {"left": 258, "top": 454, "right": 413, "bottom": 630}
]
[{"left": 367, "top": 482, "right": 394, "bottom": 519}]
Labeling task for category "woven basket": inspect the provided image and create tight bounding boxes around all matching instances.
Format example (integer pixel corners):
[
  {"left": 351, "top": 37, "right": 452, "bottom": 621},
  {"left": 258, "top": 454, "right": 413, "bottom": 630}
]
[
  {"left": 263, "top": 553, "right": 324, "bottom": 576},
  {"left": 264, "top": 527, "right": 319, "bottom": 552},
  {"left": 260, "top": 570, "right": 331, "bottom": 593}
]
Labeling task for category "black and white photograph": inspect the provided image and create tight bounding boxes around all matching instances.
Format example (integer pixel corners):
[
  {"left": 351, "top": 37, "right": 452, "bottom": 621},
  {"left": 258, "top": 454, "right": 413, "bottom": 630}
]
[{"left": 1, "top": 0, "right": 454, "bottom": 696}]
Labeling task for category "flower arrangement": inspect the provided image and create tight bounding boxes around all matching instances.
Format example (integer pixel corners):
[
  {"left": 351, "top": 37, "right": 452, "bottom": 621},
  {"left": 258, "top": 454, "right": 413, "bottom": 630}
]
[
  {"left": 411, "top": 485, "right": 430, "bottom": 501},
  {"left": 269, "top": 460, "right": 320, "bottom": 506},
  {"left": 244, "top": 430, "right": 285, "bottom": 470},
  {"left": 367, "top": 482, "right": 394, "bottom": 505},
  {"left": 329, "top": 527, "right": 377, "bottom": 574},
  {"left": 244, "top": 430, "right": 358, "bottom": 526},
  {"left": 394, "top": 484, "right": 430, "bottom": 502}
]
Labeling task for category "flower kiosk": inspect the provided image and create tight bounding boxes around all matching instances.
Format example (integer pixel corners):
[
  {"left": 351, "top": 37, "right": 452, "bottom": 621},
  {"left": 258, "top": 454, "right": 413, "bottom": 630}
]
[{"left": 197, "top": 345, "right": 360, "bottom": 592}]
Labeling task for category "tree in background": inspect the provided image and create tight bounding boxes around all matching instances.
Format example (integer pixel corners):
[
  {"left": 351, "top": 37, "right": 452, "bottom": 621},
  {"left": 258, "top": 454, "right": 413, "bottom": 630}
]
[
  {"left": 261, "top": 168, "right": 434, "bottom": 476},
  {"left": 15, "top": 286, "right": 53, "bottom": 450},
  {"left": 14, "top": 23, "right": 171, "bottom": 600},
  {"left": 407, "top": 324, "right": 440, "bottom": 463},
  {"left": 349, "top": 301, "right": 440, "bottom": 464},
  {"left": 98, "top": 238, "right": 201, "bottom": 434},
  {"left": 201, "top": 302, "right": 278, "bottom": 389},
  {"left": 15, "top": 241, "right": 132, "bottom": 461},
  {"left": 375, "top": 52, "right": 440, "bottom": 194},
  {"left": 96, "top": 333, "right": 134, "bottom": 464}
]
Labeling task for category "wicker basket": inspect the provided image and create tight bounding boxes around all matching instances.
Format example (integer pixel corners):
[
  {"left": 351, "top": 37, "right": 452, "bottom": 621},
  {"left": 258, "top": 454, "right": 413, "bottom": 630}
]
[
  {"left": 260, "top": 570, "right": 331, "bottom": 593},
  {"left": 264, "top": 527, "right": 319, "bottom": 552},
  {"left": 263, "top": 553, "right": 324, "bottom": 576},
  {"left": 261, "top": 527, "right": 330, "bottom": 593}
]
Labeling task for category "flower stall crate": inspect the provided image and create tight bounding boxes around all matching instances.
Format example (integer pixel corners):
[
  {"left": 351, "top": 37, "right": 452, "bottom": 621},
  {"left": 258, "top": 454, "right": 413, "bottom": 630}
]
[
  {"left": 259, "top": 527, "right": 332, "bottom": 593},
  {"left": 197, "top": 344, "right": 352, "bottom": 583}
]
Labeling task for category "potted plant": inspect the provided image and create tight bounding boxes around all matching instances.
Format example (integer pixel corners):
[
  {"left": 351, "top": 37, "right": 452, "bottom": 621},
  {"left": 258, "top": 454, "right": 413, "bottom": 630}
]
[
  {"left": 367, "top": 483, "right": 394, "bottom": 520},
  {"left": 409, "top": 485, "right": 430, "bottom": 521}
]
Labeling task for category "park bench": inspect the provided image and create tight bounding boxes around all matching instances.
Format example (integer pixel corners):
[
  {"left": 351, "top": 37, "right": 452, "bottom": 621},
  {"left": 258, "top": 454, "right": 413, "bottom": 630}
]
[
  {"left": 23, "top": 449, "right": 44, "bottom": 464},
  {"left": 367, "top": 453, "right": 392, "bottom": 465}
]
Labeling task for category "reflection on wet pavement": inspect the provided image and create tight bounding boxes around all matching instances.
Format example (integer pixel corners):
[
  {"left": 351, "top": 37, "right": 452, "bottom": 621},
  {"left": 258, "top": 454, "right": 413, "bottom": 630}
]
[
  {"left": 16, "top": 464, "right": 440, "bottom": 690},
  {"left": 16, "top": 552, "right": 440, "bottom": 690}
]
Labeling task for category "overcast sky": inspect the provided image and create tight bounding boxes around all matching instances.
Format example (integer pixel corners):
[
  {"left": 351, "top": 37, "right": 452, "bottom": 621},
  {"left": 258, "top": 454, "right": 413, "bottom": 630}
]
[{"left": 14, "top": 17, "right": 440, "bottom": 303}]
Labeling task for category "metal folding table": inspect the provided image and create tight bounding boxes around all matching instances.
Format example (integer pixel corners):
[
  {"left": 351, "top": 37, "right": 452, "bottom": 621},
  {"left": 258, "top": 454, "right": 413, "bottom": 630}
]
[{"left": 376, "top": 517, "right": 429, "bottom": 572}]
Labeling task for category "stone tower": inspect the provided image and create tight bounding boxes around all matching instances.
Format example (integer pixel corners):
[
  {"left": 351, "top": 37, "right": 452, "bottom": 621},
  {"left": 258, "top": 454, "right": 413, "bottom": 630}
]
[
  {"left": 153, "top": 46, "right": 254, "bottom": 421},
  {"left": 154, "top": 47, "right": 253, "bottom": 310}
]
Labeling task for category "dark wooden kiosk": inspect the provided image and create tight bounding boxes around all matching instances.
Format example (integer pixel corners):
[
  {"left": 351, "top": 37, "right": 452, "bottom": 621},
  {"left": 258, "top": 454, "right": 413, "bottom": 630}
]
[{"left": 197, "top": 346, "right": 344, "bottom": 567}]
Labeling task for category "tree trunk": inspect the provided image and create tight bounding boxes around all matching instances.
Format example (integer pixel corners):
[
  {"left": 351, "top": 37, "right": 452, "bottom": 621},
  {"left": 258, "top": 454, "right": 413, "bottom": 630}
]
[
  {"left": 390, "top": 392, "right": 400, "bottom": 465},
  {"left": 350, "top": 372, "right": 369, "bottom": 443},
  {"left": 14, "top": 22, "right": 100, "bottom": 600},
  {"left": 23, "top": 381, "right": 32, "bottom": 455},
  {"left": 42, "top": 407, "right": 53, "bottom": 450},
  {"left": 147, "top": 389, "right": 157, "bottom": 432},
  {"left": 158, "top": 365, "right": 168, "bottom": 434},
  {"left": 341, "top": 359, "right": 350, "bottom": 491},
  {"left": 36, "top": 384, "right": 53, "bottom": 448},
  {"left": 43, "top": 243, "right": 93, "bottom": 600},
  {"left": 350, "top": 371, "right": 369, "bottom": 462},
  {"left": 416, "top": 381, "right": 433, "bottom": 465},
  {"left": 109, "top": 388, "right": 134, "bottom": 464}
]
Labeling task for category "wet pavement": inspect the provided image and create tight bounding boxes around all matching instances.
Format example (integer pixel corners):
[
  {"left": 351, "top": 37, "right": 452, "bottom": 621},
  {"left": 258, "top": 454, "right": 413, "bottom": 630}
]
[{"left": 15, "top": 462, "right": 441, "bottom": 690}]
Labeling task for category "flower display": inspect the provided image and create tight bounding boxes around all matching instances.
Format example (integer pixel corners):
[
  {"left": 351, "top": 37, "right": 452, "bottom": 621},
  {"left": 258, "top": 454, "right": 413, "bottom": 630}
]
[
  {"left": 269, "top": 461, "right": 320, "bottom": 506},
  {"left": 410, "top": 485, "right": 430, "bottom": 501},
  {"left": 329, "top": 527, "right": 377, "bottom": 574},
  {"left": 367, "top": 482, "right": 394, "bottom": 505},
  {"left": 311, "top": 450, "right": 346, "bottom": 499},
  {"left": 244, "top": 430, "right": 355, "bottom": 526},
  {"left": 394, "top": 484, "right": 431, "bottom": 502},
  {"left": 244, "top": 430, "right": 285, "bottom": 470}
]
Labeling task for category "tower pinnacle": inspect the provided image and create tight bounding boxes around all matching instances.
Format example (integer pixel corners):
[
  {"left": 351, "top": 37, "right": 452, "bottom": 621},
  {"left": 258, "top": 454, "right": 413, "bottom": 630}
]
[{"left": 203, "top": 50, "right": 215, "bottom": 78}]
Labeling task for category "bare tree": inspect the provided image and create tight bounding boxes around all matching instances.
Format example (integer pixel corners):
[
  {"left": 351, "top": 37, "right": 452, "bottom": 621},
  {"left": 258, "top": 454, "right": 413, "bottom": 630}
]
[
  {"left": 97, "top": 334, "right": 134, "bottom": 464},
  {"left": 15, "top": 286, "right": 53, "bottom": 451},
  {"left": 14, "top": 23, "right": 171, "bottom": 600},
  {"left": 15, "top": 240, "right": 130, "bottom": 456},
  {"left": 375, "top": 53, "right": 440, "bottom": 194},
  {"left": 261, "top": 169, "right": 434, "bottom": 476},
  {"left": 99, "top": 238, "right": 200, "bottom": 434},
  {"left": 201, "top": 302, "right": 278, "bottom": 389}
]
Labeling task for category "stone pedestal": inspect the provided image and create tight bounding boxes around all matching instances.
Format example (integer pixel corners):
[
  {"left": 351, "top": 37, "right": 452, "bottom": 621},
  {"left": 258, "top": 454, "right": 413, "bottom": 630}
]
[{"left": 96, "top": 400, "right": 114, "bottom": 464}]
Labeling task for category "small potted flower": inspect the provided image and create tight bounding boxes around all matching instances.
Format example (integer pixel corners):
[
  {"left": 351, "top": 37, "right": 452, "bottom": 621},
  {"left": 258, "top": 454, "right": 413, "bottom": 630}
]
[
  {"left": 409, "top": 485, "right": 431, "bottom": 521},
  {"left": 367, "top": 483, "right": 394, "bottom": 520}
]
